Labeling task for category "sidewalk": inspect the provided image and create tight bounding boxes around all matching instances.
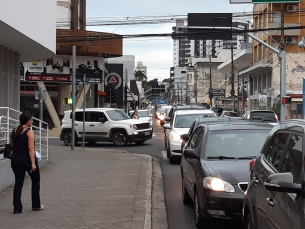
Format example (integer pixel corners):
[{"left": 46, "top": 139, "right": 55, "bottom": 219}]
[{"left": 0, "top": 145, "right": 167, "bottom": 229}]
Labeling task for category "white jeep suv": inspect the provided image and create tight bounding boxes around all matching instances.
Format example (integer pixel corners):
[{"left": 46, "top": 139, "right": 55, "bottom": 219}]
[{"left": 60, "top": 108, "right": 153, "bottom": 147}]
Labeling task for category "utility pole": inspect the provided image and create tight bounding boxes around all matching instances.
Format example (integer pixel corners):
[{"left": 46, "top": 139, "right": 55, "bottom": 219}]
[
  {"left": 209, "top": 55, "right": 212, "bottom": 107},
  {"left": 230, "top": 44, "right": 235, "bottom": 112},
  {"left": 280, "top": 4, "right": 287, "bottom": 120},
  {"left": 242, "top": 75, "right": 245, "bottom": 114},
  {"left": 237, "top": 73, "right": 240, "bottom": 114},
  {"left": 71, "top": 46, "right": 76, "bottom": 150},
  {"left": 82, "top": 74, "right": 86, "bottom": 149},
  {"left": 195, "top": 72, "right": 198, "bottom": 104}
]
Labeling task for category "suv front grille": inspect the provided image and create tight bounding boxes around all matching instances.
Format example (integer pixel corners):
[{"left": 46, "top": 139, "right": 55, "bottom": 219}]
[
  {"left": 238, "top": 182, "right": 248, "bottom": 193},
  {"left": 136, "top": 123, "right": 150, "bottom": 130}
]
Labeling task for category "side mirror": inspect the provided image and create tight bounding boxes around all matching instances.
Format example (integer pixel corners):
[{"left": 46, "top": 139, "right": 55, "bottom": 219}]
[
  {"left": 181, "top": 134, "right": 189, "bottom": 141},
  {"left": 98, "top": 118, "right": 106, "bottom": 123},
  {"left": 163, "top": 123, "right": 171, "bottom": 129},
  {"left": 165, "top": 116, "right": 171, "bottom": 121},
  {"left": 264, "top": 173, "right": 302, "bottom": 194},
  {"left": 183, "top": 149, "right": 197, "bottom": 159}
]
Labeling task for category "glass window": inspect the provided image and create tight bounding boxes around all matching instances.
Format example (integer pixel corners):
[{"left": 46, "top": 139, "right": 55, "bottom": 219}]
[
  {"left": 206, "top": 130, "right": 271, "bottom": 159},
  {"left": 265, "top": 133, "right": 289, "bottom": 171},
  {"left": 74, "top": 112, "right": 89, "bottom": 122},
  {"left": 174, "top": 113, "right": 215, "bottom": 128},
  {"left": 88, "top": 112, "right": 107, "bottom": 122},
  {"left": 280, "top": 134, "right": 303, "bottom": 183},
  {"left": 189, "top": 129, "right": 201, "bottom": 149},
  {"left": 106, "top": 110, "right": 130, "bottom": 121},
  {"left": 194, "top": 131, "right": 204, "bottom": 153}
]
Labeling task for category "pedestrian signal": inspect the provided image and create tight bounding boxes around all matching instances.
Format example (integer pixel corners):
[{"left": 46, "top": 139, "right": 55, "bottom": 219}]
[{"left": 282, "top": 97, "right": 291, "bottom": 104}]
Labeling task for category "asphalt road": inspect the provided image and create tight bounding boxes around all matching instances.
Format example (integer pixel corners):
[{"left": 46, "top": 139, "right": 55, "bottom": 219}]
[{"left": 49, "top": 118, "right": 242, "bottom": 229}]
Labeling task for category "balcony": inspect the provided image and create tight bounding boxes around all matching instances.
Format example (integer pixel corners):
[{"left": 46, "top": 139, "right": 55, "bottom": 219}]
[{"left": 56, "top": 29, "right": 122, "bottom": 57}]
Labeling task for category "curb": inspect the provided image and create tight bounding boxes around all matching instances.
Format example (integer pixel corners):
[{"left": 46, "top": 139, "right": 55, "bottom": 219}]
[{"left": 144, "top": 156, "right": 152, "bottom": 229}]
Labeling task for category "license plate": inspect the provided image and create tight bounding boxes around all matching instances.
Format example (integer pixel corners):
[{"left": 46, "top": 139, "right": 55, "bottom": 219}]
[{"left": 145, "top": 132, "right": 150, "bottom": 136}]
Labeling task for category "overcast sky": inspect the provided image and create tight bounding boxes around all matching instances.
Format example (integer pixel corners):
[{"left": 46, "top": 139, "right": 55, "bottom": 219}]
[{"left": 86, "top": 0, "right": 251, "bottom": 81}]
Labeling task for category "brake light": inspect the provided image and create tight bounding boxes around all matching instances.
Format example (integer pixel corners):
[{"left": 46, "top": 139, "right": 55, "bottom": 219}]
[
  {"left": 275, "top": 114, "right": 278, "bottom": 120},
  {"left": 249, "top": 159, "right": 255, "bottom": 171},
  {"left": 247, "top": 114, "right": 250, "bottom": 119}
]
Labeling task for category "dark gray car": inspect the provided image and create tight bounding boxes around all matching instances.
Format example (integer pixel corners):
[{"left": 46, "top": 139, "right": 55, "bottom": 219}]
[{"left": 243, "top": 120, "right": 305, "bottom": 229}]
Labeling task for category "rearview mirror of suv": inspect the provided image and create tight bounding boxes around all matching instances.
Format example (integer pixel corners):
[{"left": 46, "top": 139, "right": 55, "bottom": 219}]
[
  {"left": 98, "top": 118, "right": 106, "bottom": 123},
  {"left": 264, "top": 173, "right": 302, "bottom": 194}
]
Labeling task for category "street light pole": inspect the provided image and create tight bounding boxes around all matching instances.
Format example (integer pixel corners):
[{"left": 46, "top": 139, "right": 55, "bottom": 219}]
[{"left": 71, "top": 46, "right": 76, "bottom": 150}]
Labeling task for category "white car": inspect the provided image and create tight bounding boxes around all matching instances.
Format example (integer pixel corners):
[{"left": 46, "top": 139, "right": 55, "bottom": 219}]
[
  {"left": 128, "top": 110, "right": 153, "bottom": 126},
  {"left": 164, "top": 109, "right": 216, "bottom": 164},
  {"left": 60, "top": 108, "right": 153, "bottom": 147}
]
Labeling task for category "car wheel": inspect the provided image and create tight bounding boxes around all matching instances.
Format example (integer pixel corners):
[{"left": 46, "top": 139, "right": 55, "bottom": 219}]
[
  {"left": 164, "top": 135, "right": 167, "bottom": 148},
  {"left": 194, "top": 189, "right": 205, "bottom": 228},
  {"left": 182, "top": 176, "right": 192, "bottom": 205},
  {"left": 112, "top": 131, "right": 128, "bottom": 147},
  {"left": 87, "top": 141, "right": 97, "bottom": 146},
  {"left": 63, "top": 131, "right": 78, "bottom": 146},
  {"left": 134, "top": 140, "right": 145, "bottom": 145},
  {"left": 160, "top": 120, "right": 164, "bottom": 125},
  {"left": 169, "top": 154, "right": 176, "bottom": 164},
  {"left": 166, "top": 141, "right": 171, "bottom": 158},
  {"left": 244, "top": 214, "right": 254, "bottom": 229}
]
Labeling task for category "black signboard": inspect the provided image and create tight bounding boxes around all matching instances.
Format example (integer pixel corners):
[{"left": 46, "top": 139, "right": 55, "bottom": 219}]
[
  {"left": 211, "top": 89, "right": 225, "bottom": 97},
  {"left": 187, "top": 13, "right": 232, "bottom": 40},
  {"left": 152, "top": 85, "right": 165, "bottom": 96},
  {"left": 105, "top": 63, "right": 124, "bottom": 107}
]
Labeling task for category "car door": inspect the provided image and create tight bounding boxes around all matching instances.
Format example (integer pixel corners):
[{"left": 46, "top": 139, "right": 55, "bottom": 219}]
[
  {"left": 86, "top": 111, "right": 109, "bottom": 141},
  {"left": 265, "top": 133, "right": 304, "bottom": 229},
  {"left": 74, "top": 111, "right": 88, "bottom": 139},
  {"left": 251, "top": 131, "right": 290, "bottom": 229}
]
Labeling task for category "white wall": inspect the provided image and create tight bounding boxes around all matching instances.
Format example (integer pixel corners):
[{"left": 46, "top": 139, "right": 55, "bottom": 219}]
[{"left": 0, "top": 0, "right": 56, "bottom": 56}]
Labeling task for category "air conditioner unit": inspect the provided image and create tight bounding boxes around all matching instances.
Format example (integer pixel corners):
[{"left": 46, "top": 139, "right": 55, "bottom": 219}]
[
  {"left": 286, "top": 37, "right": 297, "bottom": 44},
  {"left": 287, "top": 5, "right": 297, "bottom": 12}
]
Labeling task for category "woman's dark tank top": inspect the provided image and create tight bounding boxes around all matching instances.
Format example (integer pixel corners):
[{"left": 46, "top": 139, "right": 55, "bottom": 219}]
[{"left": 11, "top": 128, "right": 30, "bottom": 158}]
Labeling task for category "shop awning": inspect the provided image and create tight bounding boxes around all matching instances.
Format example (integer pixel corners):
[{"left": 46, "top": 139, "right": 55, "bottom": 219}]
[
  {"left": 292, "top": 98, "right": 302, "bottom": 102},
  {"left": 98, "top": 91, "right": 106, "bottom": 96}
]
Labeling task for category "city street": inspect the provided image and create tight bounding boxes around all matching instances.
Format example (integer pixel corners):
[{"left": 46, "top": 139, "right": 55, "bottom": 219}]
[{"left": 49, "top": 118, "right": 242, "bottom": 229}]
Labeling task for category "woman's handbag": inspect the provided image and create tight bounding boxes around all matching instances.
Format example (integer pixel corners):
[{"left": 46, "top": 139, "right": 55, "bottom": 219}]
[{"left": 4, "top": 144, "right": 13, "bottom": 159}]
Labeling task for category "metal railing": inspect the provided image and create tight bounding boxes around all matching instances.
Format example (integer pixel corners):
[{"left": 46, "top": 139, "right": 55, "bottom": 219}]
[{"left": 0, "top": 107, "right": 48, "bottom": 160}]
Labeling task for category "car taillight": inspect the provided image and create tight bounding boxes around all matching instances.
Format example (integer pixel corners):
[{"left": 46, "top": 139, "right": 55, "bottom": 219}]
[
  {"left": 247, "top": 114, "right": 250, "bottom": 119},
  {"left": 275, "top": 114, "right": 279, "bottom": 120},
  {"left": 249, "top": 159, "right": 255, "bottom": 171}
]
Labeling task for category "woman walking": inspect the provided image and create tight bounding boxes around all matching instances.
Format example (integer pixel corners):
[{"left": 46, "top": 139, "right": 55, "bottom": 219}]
[{"left": 10, "top": 112, "right": 44, "bottom": 214}]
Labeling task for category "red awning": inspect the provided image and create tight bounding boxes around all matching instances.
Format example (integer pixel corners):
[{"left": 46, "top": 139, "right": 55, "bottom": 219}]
[{"left": 98, "top": 91, "right": 106, "bottom": 96}]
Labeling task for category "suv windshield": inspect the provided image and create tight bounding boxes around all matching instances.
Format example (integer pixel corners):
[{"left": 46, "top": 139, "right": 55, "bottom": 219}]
[
  {"left": 138, "top": 111, "right": 149, "bottom": 118},
  {"left": 175, "top": 113, "right": 215, "bottom": 128},
  {"left": 106, "top": 110, "right": 130, "bottom": 121},
  {"left": 206, "top": 130, "right": 270, "bottom": 159}
]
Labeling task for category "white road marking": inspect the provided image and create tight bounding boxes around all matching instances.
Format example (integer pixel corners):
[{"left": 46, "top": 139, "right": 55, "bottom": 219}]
[
  {"left": 152, "top": 133, "right": 156, "bottom": 137},
  {"left": 161, "top": 151, "right": 168, "bottom": 160}
]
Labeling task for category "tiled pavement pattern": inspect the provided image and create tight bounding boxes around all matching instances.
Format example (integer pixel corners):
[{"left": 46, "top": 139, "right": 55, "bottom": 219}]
[{"left": 0, "top": 145, "right": 165, "bottom": 229}]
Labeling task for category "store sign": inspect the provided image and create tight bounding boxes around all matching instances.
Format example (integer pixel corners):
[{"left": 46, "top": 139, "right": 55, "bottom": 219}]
[
  {"left": 211, "top": 89, "right": 225, "bottom": 97},
  {"left": 28, "top": 61, "right": 44, "bottom": 73},
  {"left": 105, "top": 72, "right": 122, "bottom": 90},
  {"left": 230, "top": 0, "right": 300, "bottom": 3}
]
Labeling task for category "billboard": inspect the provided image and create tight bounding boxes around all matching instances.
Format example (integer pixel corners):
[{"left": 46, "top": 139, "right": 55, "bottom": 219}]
[
  {"left": 187, "top": 13, "right": 232, "bottom": 40},
  {"left": 105, "top": 63, "right": 124, "bottom": 107},
  {"left": 21, "top": 56, "right": 104, "bottom": 83}
]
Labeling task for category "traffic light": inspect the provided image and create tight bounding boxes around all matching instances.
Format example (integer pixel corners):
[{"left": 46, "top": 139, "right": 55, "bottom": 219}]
[
  {"left": 282, "top": 96, "right": 291, "bottom": 104},
  {"left": 65, "top": 97, "right": 73, "bottom": 105}
]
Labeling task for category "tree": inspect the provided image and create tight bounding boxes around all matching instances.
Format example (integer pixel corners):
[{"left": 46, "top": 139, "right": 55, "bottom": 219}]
[
  {"left": 134, "top": 70, "right": 147, "bottom": 82},
  {"left": 147, "top": 78, "right": 158, "bottom": 87}
]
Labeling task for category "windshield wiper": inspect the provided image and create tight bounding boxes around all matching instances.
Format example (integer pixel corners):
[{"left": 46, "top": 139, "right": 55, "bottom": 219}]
[
  {"left": 236, "top": 156, "right": 256, "bottom": 160},
  {"left": 207, "top": 156, "right": 236, "bottom": 160}
]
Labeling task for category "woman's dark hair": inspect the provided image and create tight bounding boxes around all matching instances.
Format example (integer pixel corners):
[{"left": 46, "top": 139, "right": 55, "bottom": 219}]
[{"left": 16, "top": 112, "right": 33, "bottom": 136}]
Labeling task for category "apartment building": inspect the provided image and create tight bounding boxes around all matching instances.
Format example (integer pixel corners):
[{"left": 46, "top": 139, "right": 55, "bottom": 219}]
[
  {"left": 136, "top": 61, "right": 148, "bottom": 77},
  {"left": 239, "top": 2, "right": 305, "bottom": 118}
]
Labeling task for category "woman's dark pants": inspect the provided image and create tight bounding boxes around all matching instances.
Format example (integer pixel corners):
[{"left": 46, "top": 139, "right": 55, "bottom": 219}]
[{"left": 11, "top": 157, "right": 41, "bottom": 212}]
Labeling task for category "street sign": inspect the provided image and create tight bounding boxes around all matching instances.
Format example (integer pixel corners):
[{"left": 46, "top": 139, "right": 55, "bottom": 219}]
[
  {"left": 211, "top": 89, "right": 225, "bottom": 97},
  {"left": 230, "top": 0, "right": 300, "bottom": 3},
  {"left": 259, "top": 93, "right": 267, "bottom": 107}
]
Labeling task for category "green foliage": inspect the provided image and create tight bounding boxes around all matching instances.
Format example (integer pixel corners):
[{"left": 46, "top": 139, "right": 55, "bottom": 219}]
[
  {"left": 134, "top": 70, "right": 147, "bottom": 81},
  {"left": 272, "top": 105, "right": 281, "bottom": 120},
  {"left": 147, "top": 78, "right": 158, "bottom": 87}
]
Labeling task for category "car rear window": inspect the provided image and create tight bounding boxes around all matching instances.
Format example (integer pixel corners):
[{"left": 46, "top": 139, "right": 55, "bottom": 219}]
[{"left": 250, "top": 112, "right": 277, "bottom": 122}]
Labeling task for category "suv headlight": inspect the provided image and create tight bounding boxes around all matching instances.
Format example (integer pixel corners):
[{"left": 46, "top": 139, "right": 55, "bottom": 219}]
[
  {"left": 133, "top": 124, "right": 137, "bottom": 130},
  {"left": 170, "top": 132, "right": 181, "bottom": 141},
  {"left": 203, "top": 177, "right": 235, "bottom": 193}
]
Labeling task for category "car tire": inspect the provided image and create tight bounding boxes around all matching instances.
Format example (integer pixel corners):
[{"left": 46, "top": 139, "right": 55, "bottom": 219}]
[
  {"left": 169, "top": 154, "right": 176, "bottom": 164},
  {"left": 166, "top": 142, "right": 171, "bottom": 158},
  {"left": 182, "top": 176, "right": 192, "bottom": 205},
  {"left": 87, "top": 141, "right": 97, "bottom": 146},
  {"left": 63, "top": 131, "right": 78, "bottom": 146},
  {"left": 112, "top": 131, "right": 128, "bottom": 147},
  {"left": 164, "top": 135, "right": 167, "bottom": 148},
  {"left": 134, "top": 140, "right": 145, "bottom": 145},
  {"left": 194, "top": 189, "right": 205, "bottom": 228},
  {"left": 160, "top": 120, "right": 164, "bottom": 125},
  {"left": 244, "top": 214, "right": 254, "bottom": 229}
]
